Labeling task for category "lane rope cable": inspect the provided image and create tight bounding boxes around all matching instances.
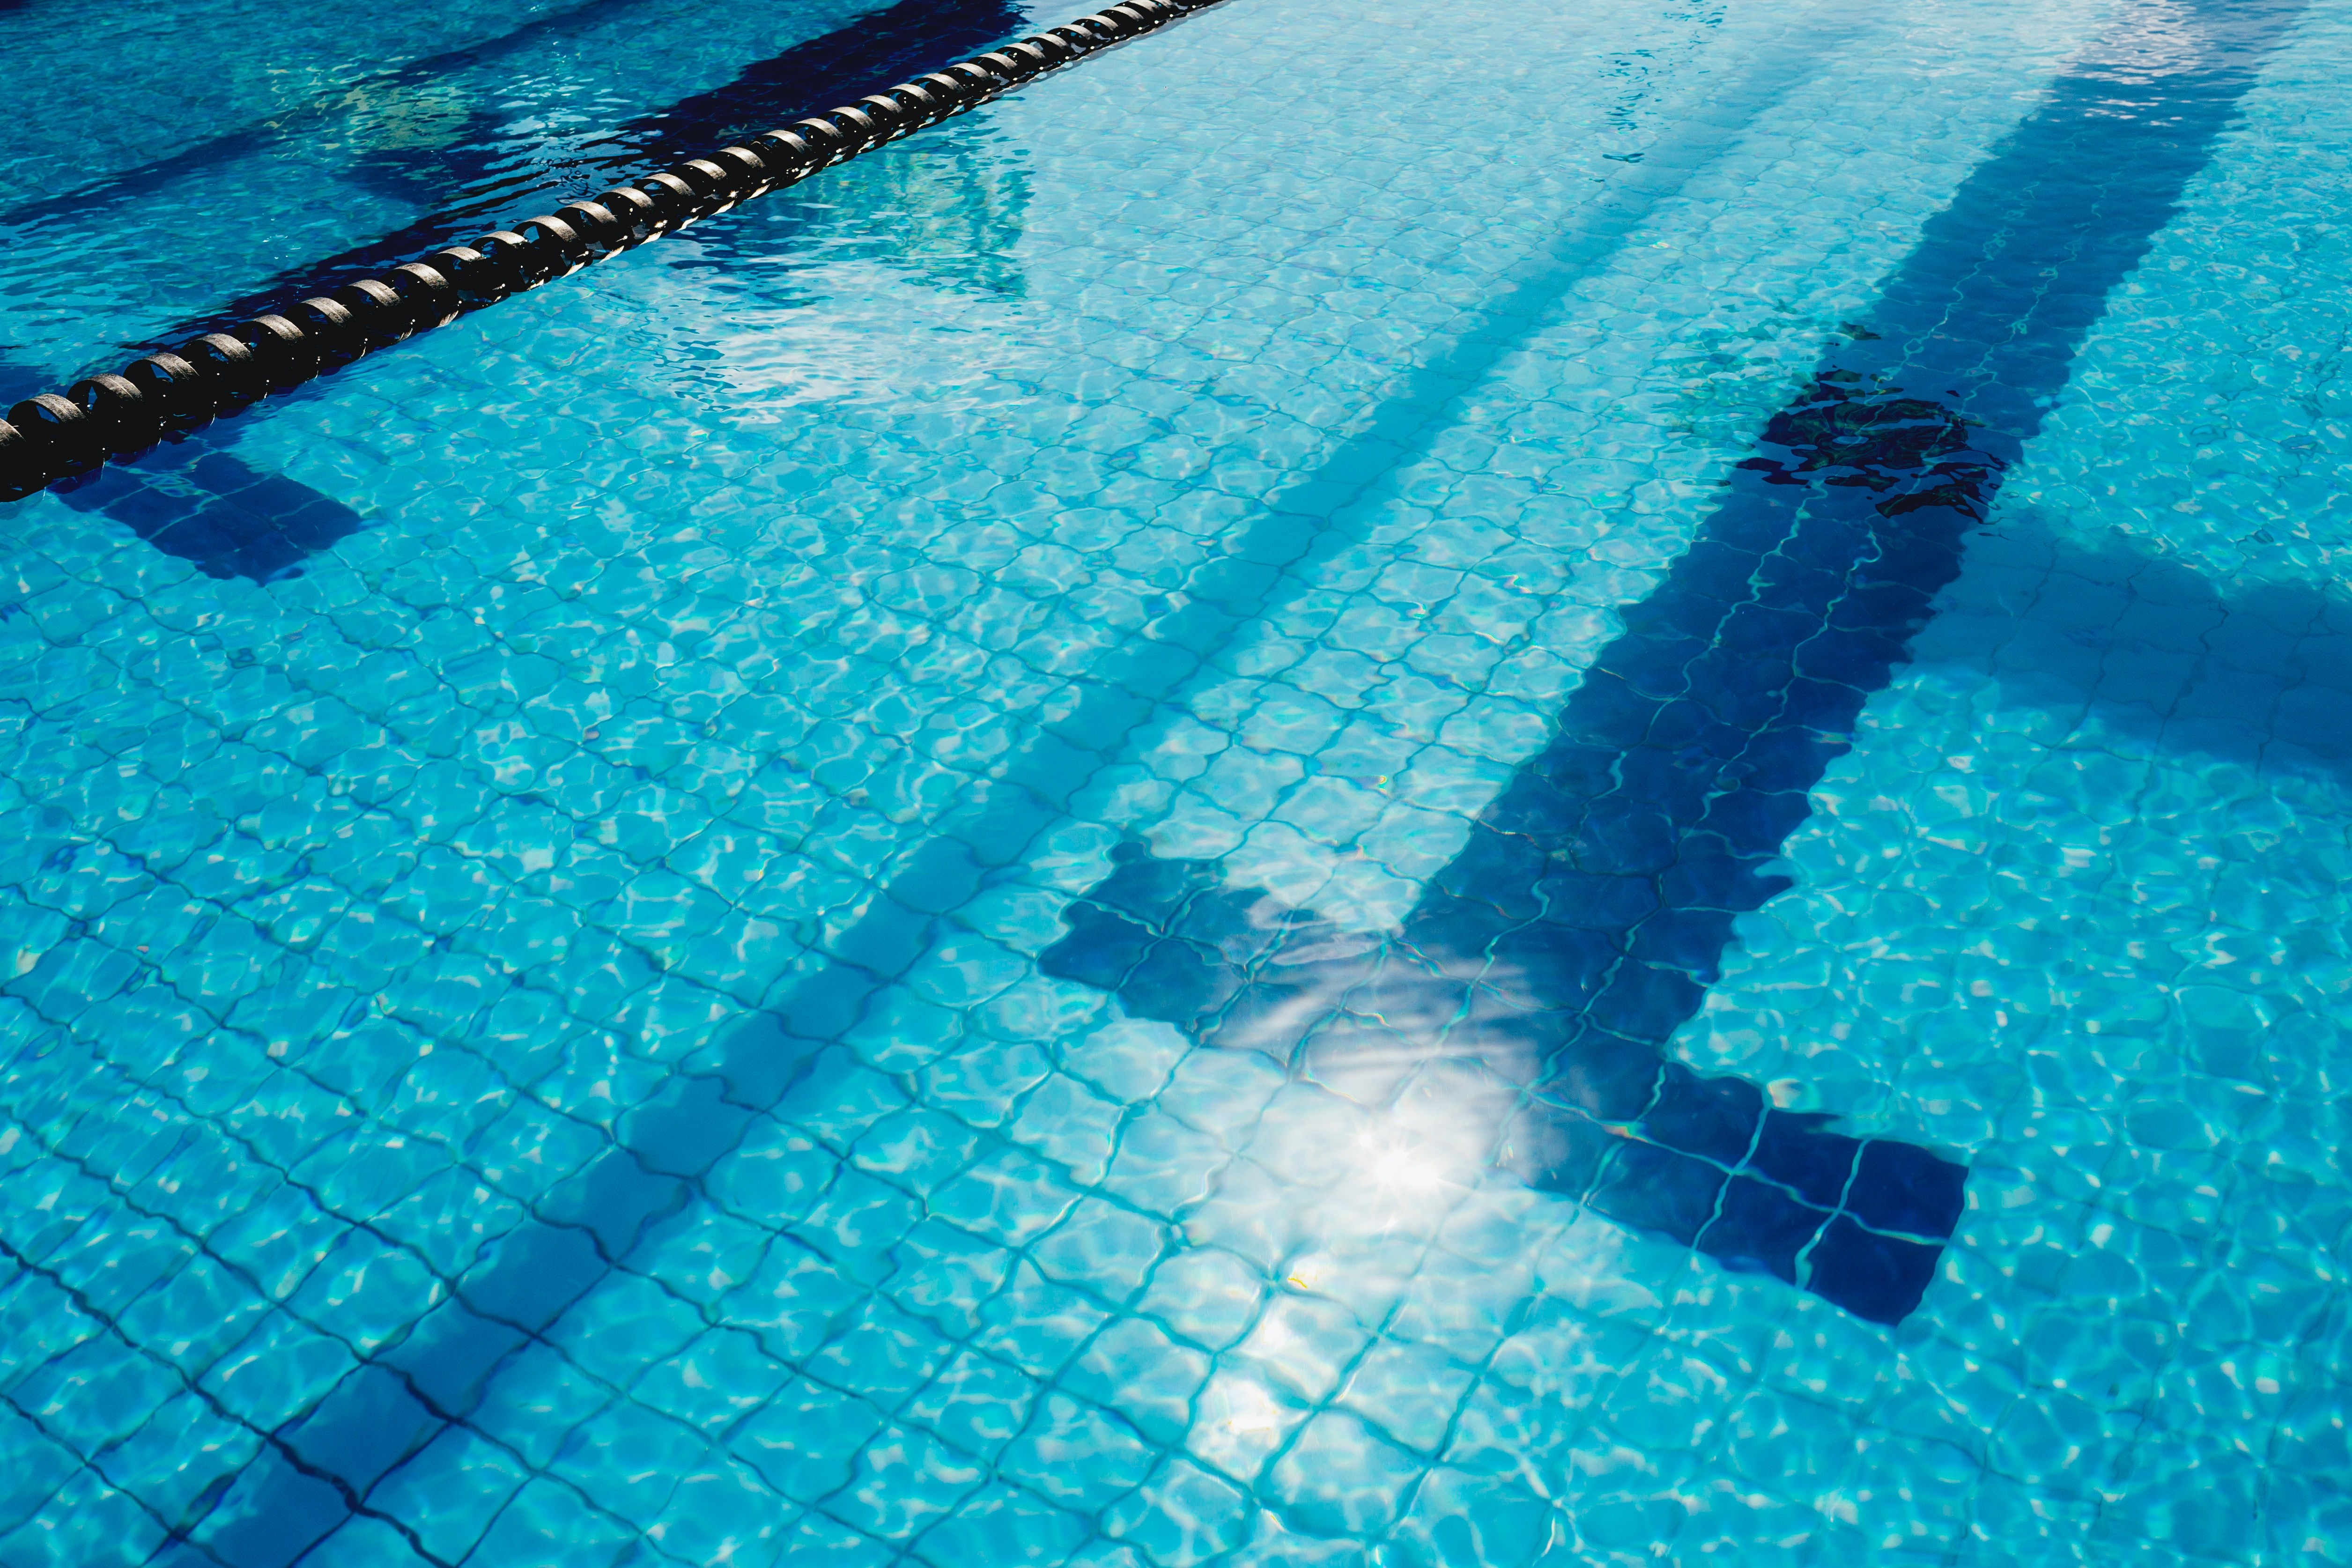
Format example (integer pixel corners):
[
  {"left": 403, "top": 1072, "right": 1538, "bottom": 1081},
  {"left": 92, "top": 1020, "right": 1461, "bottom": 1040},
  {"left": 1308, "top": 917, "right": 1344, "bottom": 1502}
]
[{"left": 0, "top": 0, "right": 1226, "bottom": 503}]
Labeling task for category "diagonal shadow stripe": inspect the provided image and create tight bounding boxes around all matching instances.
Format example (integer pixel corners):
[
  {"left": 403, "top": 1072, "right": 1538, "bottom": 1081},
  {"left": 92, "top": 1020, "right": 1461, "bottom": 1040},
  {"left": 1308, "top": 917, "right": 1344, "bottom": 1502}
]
[{"left": 1037, "top": 0, "right": 2312, "bottom": 1325}]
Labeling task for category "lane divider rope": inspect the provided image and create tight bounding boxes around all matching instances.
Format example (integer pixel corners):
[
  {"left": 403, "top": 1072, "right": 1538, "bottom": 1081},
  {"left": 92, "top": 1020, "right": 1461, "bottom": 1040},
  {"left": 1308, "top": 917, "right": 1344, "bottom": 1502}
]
[{"left": 0, "top": 0, "right": 1224, "bottom": 504}]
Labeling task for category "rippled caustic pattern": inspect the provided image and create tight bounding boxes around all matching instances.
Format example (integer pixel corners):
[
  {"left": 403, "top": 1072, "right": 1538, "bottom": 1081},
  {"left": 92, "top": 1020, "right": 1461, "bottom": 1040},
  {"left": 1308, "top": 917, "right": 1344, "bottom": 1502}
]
[{"left": 5, "top": 0, "right": 2352, "bottom": 1561}]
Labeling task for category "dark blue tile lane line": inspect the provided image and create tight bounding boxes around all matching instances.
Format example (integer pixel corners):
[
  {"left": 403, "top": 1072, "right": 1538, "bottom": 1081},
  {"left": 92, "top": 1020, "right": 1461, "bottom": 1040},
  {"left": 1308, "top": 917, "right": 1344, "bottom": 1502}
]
[
  {"left": 1040, "top": 0, "right": 2309, "bottom": 1325},
  {"left": 0, "top": 358, "right": 365, "bottom": 583},
  {"left": 48, "top": 447, "right": 369, "bottom": 586}
]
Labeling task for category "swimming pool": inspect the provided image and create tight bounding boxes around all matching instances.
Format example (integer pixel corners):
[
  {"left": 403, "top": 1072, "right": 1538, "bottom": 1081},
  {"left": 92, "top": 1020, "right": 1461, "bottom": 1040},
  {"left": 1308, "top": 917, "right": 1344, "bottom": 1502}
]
[{"left": 2, "top": 0, "right": 2349, "bottom": 1559}]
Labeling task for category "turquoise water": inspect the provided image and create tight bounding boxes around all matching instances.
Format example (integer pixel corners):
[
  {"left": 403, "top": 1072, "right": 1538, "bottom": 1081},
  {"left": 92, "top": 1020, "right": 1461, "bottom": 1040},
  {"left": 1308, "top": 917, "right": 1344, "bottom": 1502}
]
[{"left": 4, "top": 0, "right": 2351, "bottom": 1562}]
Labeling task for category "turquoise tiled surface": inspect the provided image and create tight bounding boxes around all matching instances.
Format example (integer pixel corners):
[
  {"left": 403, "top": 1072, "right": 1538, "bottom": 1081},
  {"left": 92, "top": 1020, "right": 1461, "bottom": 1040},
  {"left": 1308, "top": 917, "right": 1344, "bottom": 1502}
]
[{"left": 5, "top": 0, "right": 2352, "bottom": 1561}]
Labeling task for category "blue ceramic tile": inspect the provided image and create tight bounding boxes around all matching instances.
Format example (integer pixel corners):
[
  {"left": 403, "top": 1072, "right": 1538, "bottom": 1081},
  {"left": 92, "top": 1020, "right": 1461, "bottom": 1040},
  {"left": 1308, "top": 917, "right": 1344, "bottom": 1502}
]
[{"left": 4, "top": 0, "right": 2350, "bottom": 1557}]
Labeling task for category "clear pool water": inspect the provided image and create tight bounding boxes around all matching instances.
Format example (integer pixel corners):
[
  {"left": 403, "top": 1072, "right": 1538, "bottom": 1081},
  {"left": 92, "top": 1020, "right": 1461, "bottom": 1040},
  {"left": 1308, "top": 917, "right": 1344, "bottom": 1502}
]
[{"left": 2, "top": 0, "right": 2349, "bottom": 1561}]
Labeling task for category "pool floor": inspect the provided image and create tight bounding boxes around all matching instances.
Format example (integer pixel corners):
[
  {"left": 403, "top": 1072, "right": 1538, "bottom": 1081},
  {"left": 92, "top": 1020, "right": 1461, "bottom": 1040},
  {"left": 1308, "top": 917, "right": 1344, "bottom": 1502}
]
[{"left": 4, "top": 0, "right": 2352, "bottom": 1562}]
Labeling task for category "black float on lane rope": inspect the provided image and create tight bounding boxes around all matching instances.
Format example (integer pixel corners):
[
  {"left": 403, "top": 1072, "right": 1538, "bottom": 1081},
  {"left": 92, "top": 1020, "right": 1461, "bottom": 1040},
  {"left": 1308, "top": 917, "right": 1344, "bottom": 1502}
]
[{"left": 0, "top": 0, "right": 1224, "bottom": 503}]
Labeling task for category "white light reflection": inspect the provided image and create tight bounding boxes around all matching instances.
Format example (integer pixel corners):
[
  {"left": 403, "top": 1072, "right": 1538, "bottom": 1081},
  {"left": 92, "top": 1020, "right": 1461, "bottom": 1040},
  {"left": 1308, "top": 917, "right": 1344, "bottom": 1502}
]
[
  {"left": 1188, "top": 1369, "right": 1309, "bottom": 1479},
  {"left": 1214, "top": 947, "right": 1559, "bottom": 1257},
  {"left": 1365, "top": 1132, "right": 1447, "bottom": 1196}
]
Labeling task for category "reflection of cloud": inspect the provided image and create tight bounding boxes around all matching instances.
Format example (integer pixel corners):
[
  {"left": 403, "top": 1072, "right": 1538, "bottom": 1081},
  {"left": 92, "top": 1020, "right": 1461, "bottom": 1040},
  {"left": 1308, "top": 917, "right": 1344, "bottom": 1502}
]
[
  {"left": 338, "top": 78, "right": 474, "bottom": 152},
  {"left": 2070, "top": 0, "right": 2246, "bottom": 85},
  {"left": 625, "top": 126, "right": 1040, "bottom": 414},
  {"left": 692, "top": 258, "right": 1039, "bottom": 411},
  {"left": 815, "top": 134, "right": 1032, "bottom": 300}
]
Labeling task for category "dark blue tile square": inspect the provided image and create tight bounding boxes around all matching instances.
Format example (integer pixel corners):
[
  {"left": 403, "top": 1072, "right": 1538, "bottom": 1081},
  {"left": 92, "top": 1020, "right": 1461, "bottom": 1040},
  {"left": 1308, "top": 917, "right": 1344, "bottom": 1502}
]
[
  {"left": 188, "top": 452, "right": 266, "bottom": 496},
  {"left": 1752, "top": 550, "right": 1847, "bottom": 609},
  {"left": 825, "top": 891, "right": 932, "bottom": 979},
  {"left": 1620, "top": 577, "right": 1731, "bottom": 636},
  {"left": 189, "top": 1449, "right": 348, "bottom": 1568},
  {"left": 1704, "top": 487, "right": 1806, "bottom": 555},
  {"left": 1669, "top": 538, "right": 1763, "bottom": 604},
  {"left": 1610, "top": 745, "right": 1716, "bottom": 822},
  {"left": 1805, "top": 1215, "right": 1943, "bottom": 1325},
  {"left": 1038, "top": 903, "right": 1155, "bottom": 991},
  {"left": 1404, "top": 892, "right": 1521, "bottom": 966},
  {"left": 1737, "top": 725, "right": 1840, "bottom": 793},
  {"left": 1641, "top": 695, "right": 1740, "bottom": 754},
  {"left": 1717, "top": 602, "right": 1812, "bottom": 663},
  {"left": 1590, "top": 1137, "right": 1728, "bottom": 1248},
  {"left": 1795, "top": 627, "right": 1905, "bottom": 688},
  {"left": 1431, "top": 828, "right": 1546, "bottom": 920},
  {"left": 1778, "top": 676, "right": 1871, "bottom": 738},
  {"left": 1584, "top": 959, "right": 1705, "bottom": 1044},
  {"left": 1556, "top": 669, "right": 1661, "bottom": 750},
  {"left": 1749, "top": 1111, "right": 1860, "bottom": 1210},
  {"left": 1698, "top": 787, "right": 1812, "bottom": 862},
  {"left": 148, "top": 511, "right": 239, "bottom": 561},
  {"left": 1596, "top": 630, "right": 1705, "bottom": 700},
  {"left": 1623, "top": 904, "right": 1737, "bottom": 980},
  {"left": 1503, "top": 1105, "right": 1614, "bottom": 1199},
  {"left": 1533, "top": 871, "right": 1657, "bottom": 931},
  {"left": 1654, "top": 839, "right": 1758, "bottom": 911},
  {"left": 280, "top": 1366, "right": 443, "bottom": 1495},
  {"left": 1088, "top": 845, "right": 1216, "bottom": 927},
  {"left": 1679, "top": 656, "right": 1788, "bottom": 733},
  {"left": 1486, "top": 775, "right": 1585, "bottom": 844},
  {"left": 379, "top": 1299, "right": 529, "bottom": 1420},
  {"left": 1642, "top": 1065, "right": 1761, "bottom": 1167},
  {"left": 1531, "top": 739, "right": 1621, "bottom": 799},
  {"left": 459, "top": 1220, "right": 609, "bottom": 1332},
  {"left": 887, "top": 838, "right": 987, "bottom": 915},
  {"left": 540, "top": 1151, "right": 687, "bottom": 1260},
  {"left": 621, "top": 1074, "right": 754, "bottom": 1178},
  {"left": 1482, "top": 920, "right": 1618, "bottom": 1011},
  {"left": 773, "top": 962, "right": 877, "bottom": 1040},
  {"left": 1846, "top": 1138, "right": 1967, "bottom": 1240},
  {"left": 1534, "top": 1036, "right": 1661, "bottom": 1123},
  {"left": 1698, "top": 1175, "right": 1834, "bottom": 1284},
  {"left": 1832, "top": 578, "right": 1938, "bottom": 636},
  {"left": 1568, "top": 798, "right": 1678, "bottom": 877}
]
